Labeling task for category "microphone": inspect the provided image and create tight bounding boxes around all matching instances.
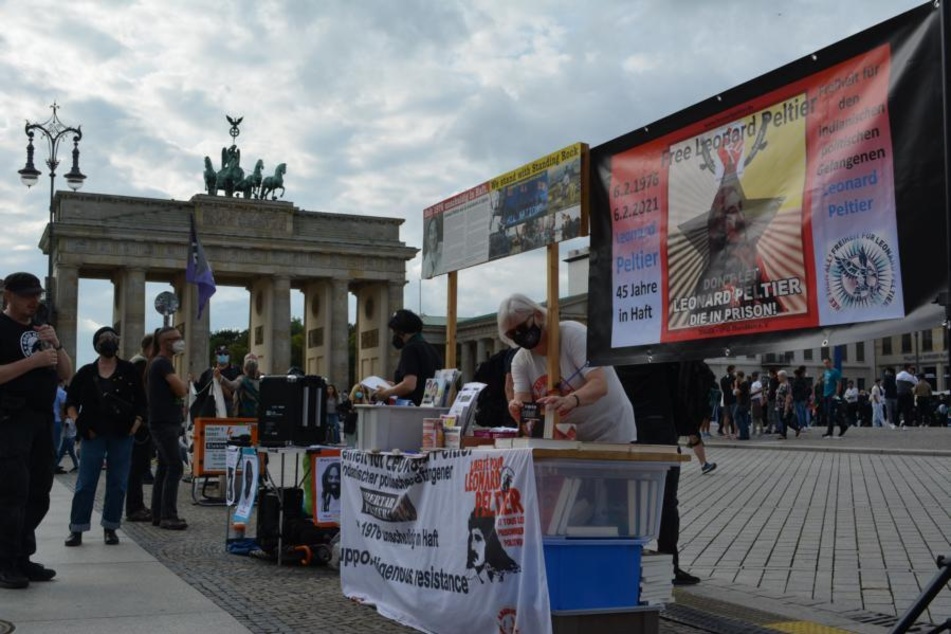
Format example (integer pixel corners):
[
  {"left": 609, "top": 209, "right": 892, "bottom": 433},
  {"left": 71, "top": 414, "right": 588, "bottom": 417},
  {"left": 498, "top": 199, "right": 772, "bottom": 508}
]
[{"left": 33, "top": 301, "right": 49, "bottom": 327}]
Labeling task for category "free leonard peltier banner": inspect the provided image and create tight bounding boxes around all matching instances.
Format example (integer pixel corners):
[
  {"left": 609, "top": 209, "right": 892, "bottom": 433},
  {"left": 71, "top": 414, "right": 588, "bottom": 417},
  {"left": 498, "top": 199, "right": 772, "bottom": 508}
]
[
  {"left": 588, "top": 2, "right": 946, "bottom": 364},
  {"left": 340, "top": 448, "right": 552, "bottom": 634}
]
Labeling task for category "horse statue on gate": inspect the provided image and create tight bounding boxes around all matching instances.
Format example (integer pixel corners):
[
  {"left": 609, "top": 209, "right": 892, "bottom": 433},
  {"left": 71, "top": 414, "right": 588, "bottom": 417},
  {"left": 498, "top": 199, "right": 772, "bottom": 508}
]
[
  {"left": 216, "top": 145, "right": 245, "bottom": 197},
  {"left": 203, "top": 157, "right": 217, "bottom": 195},
  {"left": 260, "top": 163, "right": 287, "bottom": 201},
  {"left": 235, "top": 159, "right": 264, "bottom": 199}
]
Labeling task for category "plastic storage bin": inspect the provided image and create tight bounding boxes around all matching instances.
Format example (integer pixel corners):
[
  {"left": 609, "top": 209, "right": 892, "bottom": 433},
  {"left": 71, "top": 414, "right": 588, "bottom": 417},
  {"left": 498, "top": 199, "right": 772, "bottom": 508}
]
[
  {"left": 534, "top": 458, "right": 670, "bottom": 540},
  {"left": 543, "top": 539, "right": 643, "bottom": 610},
  {"left": 354, "top": 405, "right": 449, "bottom": 451}
]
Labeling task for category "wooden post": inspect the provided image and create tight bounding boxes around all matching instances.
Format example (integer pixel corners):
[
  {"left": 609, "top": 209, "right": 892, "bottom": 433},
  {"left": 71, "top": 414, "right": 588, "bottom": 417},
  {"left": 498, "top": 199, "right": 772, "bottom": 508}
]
[
  {"left": 445, "top": 271, "right": 458, "bottom": 368},
  {"left": 544, "top": 243, "right": 560, "bottom": 438}
]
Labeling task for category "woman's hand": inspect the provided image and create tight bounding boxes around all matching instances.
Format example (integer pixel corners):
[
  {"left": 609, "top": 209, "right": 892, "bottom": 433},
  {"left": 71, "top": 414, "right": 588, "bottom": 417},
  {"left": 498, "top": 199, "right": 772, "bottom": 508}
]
[
  {"left": 537, "top": 393, "right": 581, "bottom": 418},
  {"left": 508, "top": 398, "right": 523, "bottom": 422}
]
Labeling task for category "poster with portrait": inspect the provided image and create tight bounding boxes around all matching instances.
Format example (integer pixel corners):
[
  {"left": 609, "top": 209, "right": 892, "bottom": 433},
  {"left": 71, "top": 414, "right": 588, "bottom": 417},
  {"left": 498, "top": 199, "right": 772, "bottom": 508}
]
[
  {"left": 313, "top": 455, "right": 342, "bottom": 525},
  {"left": 225, "top": 446, "right": 240, "bottom": 506},
  {"left": 340, "top": 449, "right": 551, "bottom": 634},
  {"left": 587, "top": 3, "right": 946, "bottom": 364},
  {"left": 233, "top": 447, "right": 259, "bottom": 524},
  {"left": 422, "top": 143, "right": 587, "bottom": 279}
]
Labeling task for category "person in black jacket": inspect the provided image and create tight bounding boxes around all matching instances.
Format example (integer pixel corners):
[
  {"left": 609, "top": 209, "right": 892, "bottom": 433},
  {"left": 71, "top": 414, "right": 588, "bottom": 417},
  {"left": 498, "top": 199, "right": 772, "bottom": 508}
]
[{"left": 64, "top": 327, "right": 147, "bottom": 547}]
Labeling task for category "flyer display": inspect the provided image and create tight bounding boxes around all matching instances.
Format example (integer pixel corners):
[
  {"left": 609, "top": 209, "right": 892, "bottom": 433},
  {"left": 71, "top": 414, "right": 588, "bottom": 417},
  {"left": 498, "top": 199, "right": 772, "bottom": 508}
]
[
  {"left": 423, "top": 143, "right": 586, "bottom": 279},
  {"left": 193, "top": 418, "right": 257, "bottom": 476},
  {"left": 340, "top": 448, "right": 552, "bottom": 634},
  {"left": 588, "top": 3, "right": 946, "bottom": 364}
]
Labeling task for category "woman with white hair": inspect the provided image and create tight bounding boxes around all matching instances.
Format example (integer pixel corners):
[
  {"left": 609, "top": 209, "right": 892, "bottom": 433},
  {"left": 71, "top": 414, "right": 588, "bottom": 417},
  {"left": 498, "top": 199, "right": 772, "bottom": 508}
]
[
  {"left": 775, "top": 369, "right": 800, "bottom": 439},
  {"left": 498, "top": 293, "right": 635, "bottom": 442}
]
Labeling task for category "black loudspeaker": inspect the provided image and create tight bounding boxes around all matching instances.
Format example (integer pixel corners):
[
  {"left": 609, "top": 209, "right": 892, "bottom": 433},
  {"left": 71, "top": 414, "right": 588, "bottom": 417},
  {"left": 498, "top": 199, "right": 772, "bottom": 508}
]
[
  {"left": 258, "top": 375, "right": 327, "bottom": 446},
  {"left": 257, "top": 487, "right": 304, "bottom": 553}
]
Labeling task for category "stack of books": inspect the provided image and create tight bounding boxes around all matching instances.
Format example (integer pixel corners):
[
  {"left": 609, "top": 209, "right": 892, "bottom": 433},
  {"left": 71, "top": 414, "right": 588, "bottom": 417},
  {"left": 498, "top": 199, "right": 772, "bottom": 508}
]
[{"left": 639, "top": 552, "right": 674, "bottom": 605}]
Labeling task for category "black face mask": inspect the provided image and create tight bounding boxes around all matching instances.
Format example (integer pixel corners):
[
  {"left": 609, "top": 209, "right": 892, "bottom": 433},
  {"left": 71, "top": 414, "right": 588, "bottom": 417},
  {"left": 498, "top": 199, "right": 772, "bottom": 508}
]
[
  {"left": 98, "top": 340, "right": 119, "bottom": 358},
  {"left": 392, "top": 333, "right": 406, "bottom": 350},
  {"left": 511, "top": 322, "right": 542, "bottom": 350}
]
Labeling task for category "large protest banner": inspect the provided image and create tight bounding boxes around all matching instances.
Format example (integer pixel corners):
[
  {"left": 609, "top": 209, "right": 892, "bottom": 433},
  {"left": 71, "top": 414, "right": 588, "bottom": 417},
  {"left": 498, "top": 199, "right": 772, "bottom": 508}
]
[
  {"left": 340, "top": 448, "right": 552, "bottom": 634},
  {"left": 423, "top": 143, "right": 586, "bottom": 279},
  {"left": 588, "top": 3, "right": 947, "bottom": 364}
]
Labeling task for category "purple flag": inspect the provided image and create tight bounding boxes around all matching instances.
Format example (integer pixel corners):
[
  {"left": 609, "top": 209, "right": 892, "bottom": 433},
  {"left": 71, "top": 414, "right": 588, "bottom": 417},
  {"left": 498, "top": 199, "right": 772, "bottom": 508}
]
[{"left": 186, "top": 212, "right": 216, "bottom": 319}]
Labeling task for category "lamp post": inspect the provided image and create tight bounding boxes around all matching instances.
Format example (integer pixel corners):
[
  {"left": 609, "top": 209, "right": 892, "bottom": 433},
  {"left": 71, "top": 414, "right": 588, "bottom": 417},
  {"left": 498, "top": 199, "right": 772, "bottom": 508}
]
[{"left": 17, "top": 102, "right": 86, "bottom": 326}]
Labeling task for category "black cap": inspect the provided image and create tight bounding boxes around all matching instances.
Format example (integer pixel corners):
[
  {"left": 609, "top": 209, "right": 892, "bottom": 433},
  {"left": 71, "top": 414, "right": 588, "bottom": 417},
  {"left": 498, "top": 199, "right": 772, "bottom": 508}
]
[
  {"left": 388, "top": 309, "right": 423, "bottom": 334},
  {"left": 93, "top": 326, "right": 119, "bottom": 349},
  {"left": 3, "top": 272, "right": 44, "bottom": 296},
  {"left": 215, "top": 345, "right": 229, "bottom": 355}
]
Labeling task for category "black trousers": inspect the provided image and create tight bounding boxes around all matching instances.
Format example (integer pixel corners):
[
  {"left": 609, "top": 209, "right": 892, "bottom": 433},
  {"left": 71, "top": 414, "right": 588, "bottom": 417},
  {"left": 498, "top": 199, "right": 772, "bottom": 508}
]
[
  {"left": 634, "top": 414, "right": 681, "bottom": 569},
  {"left": 0, "top": 409, "right": 54, "bottom": 564},
  {"left": 150, "top": 423, "right": 184, "bottom": 522},
  {"left": 126, "top": 434, "right": 154, "bottom": 515}
]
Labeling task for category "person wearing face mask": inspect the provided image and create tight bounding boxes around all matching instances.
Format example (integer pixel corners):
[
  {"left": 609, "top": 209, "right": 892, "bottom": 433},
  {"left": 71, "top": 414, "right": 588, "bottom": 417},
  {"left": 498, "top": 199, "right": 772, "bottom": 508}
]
[
  {"left": 146, "top": 327, "right": 190, "bottom": 530},
  {"left": 64, "top": 327, "right": 147, "bottom": 547},
  {"left": 499, "top": 293, "right": 635, "bottom": 443},
  {"left": 193, "top": 345, "right": 240, "bottom": 418},
  {"left": 372, "top": 309, "right": 442, "bottom": 406}
]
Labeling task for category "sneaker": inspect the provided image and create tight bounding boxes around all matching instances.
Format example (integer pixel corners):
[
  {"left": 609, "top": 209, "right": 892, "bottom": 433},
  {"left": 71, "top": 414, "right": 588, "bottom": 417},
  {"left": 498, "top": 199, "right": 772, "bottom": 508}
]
[
  {"left": 54, "top": 466, "right": 67, "bottom": 474},
  {"left": 701, "top": 462, "right": 717, "bottom": 474},
  {"left": 65, "top": 531, "right": 82, "bottom": 547},
  {"left": 889, "top": 423, "right": 896, "bottom": 430},
  {"left": 159, "top": 518, "right": 188, "bottom": 531},
  {"left": 821, "top": 433, "right": 833, "bottom": 438},
  {"left": 104, "top": 529, "right": 119, "bottom": 545},
  {"left": 20, "top": 560, "right": 56, "bottom": 582},
  {"left": 0, "top": 563, "right": 28, "bottom": 589},
  {"left": 838, "top": 427, "right": 848, "bottom": 438},
  {"left": 673, "top": 568, "right": 700, "bottom": 586}
]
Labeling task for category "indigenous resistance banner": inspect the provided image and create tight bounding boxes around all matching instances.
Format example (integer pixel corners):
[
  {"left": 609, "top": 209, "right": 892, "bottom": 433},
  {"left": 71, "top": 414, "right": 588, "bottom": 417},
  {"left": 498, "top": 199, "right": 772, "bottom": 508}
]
[
  {"left": 588, "top": 3, "right": 946, "bottom": 364},
  {"left": 422, "top": 143, "right": 586, "bottom": 279},
  {"left": 340, "top": 448, "right": 552, "bottom": 634}
]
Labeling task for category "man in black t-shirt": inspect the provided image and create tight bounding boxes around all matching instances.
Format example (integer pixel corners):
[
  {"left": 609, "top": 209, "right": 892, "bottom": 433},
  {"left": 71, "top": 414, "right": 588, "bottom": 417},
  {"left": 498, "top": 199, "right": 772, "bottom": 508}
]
[
  {"left": 147, "top": 327, "right": 190, "bottom": 530},
  {"left": 373, "top": 309, "right": 442, "bottom": 406},
  {"left": 0, "top": 273, "right": 73, "bottom": 589}
]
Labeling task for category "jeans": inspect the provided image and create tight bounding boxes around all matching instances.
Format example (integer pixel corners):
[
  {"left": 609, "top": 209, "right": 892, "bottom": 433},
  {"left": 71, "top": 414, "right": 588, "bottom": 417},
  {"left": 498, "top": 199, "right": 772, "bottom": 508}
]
[
  {"left": 0, "top": 409, "right": 54, "bottom": 564},
  {"left": 794, "top": 400, "right": 809, "bottom": 429},
  {"left": 150, "top": 423, "right": 184, "bottom": 522},
  {"left": 872, "top": 402, "right": 885, "bottom": 427},
  {"left": 56, "top": 435, "right": 79, "bottom": 470},
  {"left": 326, "top": 413, "right": 340, "bottom": 444},
  {"left": 824, "top": 396, "right": 846, "bottom": 436},
  {"left": 734, "top": 407, "right": 751, "bottom": 440},
  {"left": 69, "top": 434, "right": 133, "bottom": 531}
]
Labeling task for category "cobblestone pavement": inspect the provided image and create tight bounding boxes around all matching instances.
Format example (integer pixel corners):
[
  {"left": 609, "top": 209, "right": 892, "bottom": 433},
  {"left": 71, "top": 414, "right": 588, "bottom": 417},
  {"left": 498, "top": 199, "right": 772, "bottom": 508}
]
[
  {"left": 679, "top": 426, "right": 951, "bottom": 627},
  {"left": 59, "top": 425, "right": 951, "bottom": 633},
  {"left": 65, "top": 474, "right": 710, "bottom": 633}
]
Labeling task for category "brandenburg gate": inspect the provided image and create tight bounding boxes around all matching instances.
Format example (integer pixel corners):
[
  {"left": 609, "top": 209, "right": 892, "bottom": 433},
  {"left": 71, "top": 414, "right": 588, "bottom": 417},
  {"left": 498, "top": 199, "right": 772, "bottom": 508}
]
[{"left": 45, "top": 191, "right": 417, "bottom": 384}]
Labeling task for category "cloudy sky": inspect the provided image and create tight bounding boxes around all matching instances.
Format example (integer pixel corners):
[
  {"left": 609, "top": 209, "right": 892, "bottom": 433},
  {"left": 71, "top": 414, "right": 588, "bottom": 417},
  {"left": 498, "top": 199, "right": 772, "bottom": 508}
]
[{"left": 0, "top": 0, "right": 924, "bottom": 365}]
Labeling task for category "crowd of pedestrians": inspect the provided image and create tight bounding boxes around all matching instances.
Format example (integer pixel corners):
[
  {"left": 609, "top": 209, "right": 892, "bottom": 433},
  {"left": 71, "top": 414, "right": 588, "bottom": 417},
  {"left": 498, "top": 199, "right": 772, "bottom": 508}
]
[{"left": 707, "top": 359, "right": 948, "bottom": 441}]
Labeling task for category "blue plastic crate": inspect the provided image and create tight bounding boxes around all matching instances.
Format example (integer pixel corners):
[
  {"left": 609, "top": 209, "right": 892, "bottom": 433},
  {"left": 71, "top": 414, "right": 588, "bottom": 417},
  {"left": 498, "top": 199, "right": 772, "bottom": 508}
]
[{"left": 543, "top": 539, "right": 642, "bottom": 610}]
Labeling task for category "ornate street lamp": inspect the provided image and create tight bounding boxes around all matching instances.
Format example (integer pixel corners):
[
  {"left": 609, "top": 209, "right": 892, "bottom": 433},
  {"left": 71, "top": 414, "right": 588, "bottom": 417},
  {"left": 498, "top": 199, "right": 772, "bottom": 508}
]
[{"left": 18, "top": 102, "right": 86, "bottom": 325}]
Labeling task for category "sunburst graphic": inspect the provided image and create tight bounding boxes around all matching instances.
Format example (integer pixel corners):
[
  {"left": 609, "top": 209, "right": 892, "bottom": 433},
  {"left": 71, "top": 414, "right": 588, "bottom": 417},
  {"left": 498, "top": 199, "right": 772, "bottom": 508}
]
[{"left": 826, "top": 235, "right": 894, "bottom": 310}]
